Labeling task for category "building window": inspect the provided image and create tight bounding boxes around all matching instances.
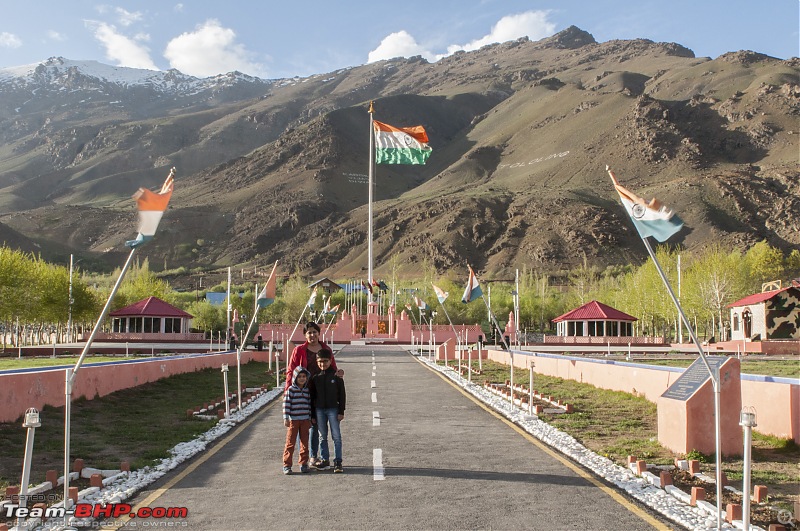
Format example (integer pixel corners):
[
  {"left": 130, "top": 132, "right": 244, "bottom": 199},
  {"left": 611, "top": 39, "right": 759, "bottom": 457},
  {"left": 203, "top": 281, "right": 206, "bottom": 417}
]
[
  {"left": 732, "top": 313, "right": 739, "bottom": 331},
  {"left": 608, "top": 321, "right": 618, "bottom": 336},
  {"left": 129, "top": 317, "right": 143, "bottom": 333},
  {"left": 143, "top": 317, "right": 160, "bottom": 333},
  {"left": 164, "top": 318, "right": 181, "bottom": 333},
  {"left": 588, "top": 321, "right": 597, "bottom": 336}
]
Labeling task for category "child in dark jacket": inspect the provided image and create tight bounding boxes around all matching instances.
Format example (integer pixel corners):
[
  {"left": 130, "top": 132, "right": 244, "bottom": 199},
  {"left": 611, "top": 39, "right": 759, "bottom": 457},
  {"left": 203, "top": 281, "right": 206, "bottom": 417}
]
[
  {"left": 310, "top": 350, "right": 346, "bottom": 473},
  {"left": 282, "top": 366, "right": 312, "bottom": 474}
]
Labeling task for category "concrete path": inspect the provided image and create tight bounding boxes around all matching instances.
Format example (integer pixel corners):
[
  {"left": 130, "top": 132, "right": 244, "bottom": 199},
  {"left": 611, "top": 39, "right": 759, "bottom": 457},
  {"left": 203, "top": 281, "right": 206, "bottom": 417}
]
[{"left": 120, "top": 345, "right": 675, "bottom": 530}]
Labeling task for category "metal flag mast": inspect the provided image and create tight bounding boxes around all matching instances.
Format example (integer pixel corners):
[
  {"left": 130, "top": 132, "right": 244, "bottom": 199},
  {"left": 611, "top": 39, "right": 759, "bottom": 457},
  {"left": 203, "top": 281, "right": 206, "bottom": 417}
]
[
  {"left": 607, "top": 166, "right": 723, "bottom": 530},
  {"left": 367, "top": 101, "right": 375, "bottom": 300},
  {"left": 63, "top": 167, "right": 175, "bottom": 516}
]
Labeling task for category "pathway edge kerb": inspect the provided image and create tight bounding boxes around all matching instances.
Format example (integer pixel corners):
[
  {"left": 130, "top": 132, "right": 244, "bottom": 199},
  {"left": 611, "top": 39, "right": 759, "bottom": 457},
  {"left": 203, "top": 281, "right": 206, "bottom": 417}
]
[{"left": 412, "top": 353, "right": 685, "bottom": 531}]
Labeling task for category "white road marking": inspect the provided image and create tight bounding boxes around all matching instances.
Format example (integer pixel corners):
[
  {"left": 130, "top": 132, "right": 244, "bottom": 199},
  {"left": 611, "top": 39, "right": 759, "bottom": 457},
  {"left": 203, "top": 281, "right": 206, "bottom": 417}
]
[
  {"left": 372, "top": 365, "right": 376, "bottom": 370},
  {"left": 371, "top": 380, "right": 376, "bottom": 388},
  {"left": 371, "top": 392, "right": 377, "bottom": 402},
  {"left": 373, "top": 448, "right": 385, "bottom": 480},
  {"left": 371, "top": 371, "right": 376, "bottom": 377},
  {"left": 372, "top": 410, "right": 380, "bottom": 426}
]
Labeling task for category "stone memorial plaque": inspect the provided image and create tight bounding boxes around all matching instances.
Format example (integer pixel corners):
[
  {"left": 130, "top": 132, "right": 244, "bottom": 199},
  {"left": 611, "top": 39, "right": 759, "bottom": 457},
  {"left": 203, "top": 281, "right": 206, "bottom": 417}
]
[{"left": 661, "top": 356, "right": 728, "bottom": 401}]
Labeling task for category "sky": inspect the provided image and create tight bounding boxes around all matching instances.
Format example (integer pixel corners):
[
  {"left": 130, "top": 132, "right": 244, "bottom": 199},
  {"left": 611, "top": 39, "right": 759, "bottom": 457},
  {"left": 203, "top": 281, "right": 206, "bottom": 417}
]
[{"left": 0, "top": 1, "right": 798, "bottom": 79}]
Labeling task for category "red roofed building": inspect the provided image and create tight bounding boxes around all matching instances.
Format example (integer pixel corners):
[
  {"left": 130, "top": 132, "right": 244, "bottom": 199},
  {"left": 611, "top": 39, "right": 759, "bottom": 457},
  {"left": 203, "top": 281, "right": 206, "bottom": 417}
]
[
  {"left": 552, "top": 300, "right": 637, "bottom": 338},
  {"left": 727, "top": 285, "right": 800, "bottom": 341},
  {"left": 99, "top": 296, "right": 203, "bottom": 342}
]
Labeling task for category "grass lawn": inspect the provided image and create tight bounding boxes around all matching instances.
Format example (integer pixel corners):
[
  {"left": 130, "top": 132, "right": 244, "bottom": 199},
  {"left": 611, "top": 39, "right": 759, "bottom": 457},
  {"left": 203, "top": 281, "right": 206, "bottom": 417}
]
[
  {"left": 0, "top": 360, "right": 275, "bottom": 494},
  {"left": 0, "top": 356, "right": 148, "bottom": 371},
  {"left": 643, "top": 358, "right": 799, "bottom": 379}
]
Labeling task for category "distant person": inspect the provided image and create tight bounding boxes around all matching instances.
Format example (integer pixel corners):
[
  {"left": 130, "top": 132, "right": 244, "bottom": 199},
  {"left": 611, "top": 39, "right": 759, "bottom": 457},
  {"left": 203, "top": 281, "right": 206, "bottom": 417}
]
[
  {"left": 285, "top": 321, "right": 343, "bottom": 467},
  {"left": 360, "top": 326, "right": 366, "bottom": 338},
  {"left": 310, "top": 350, "right": 346, "bottom": 473},
  {"left": 282, "top": 367, "right": 312, "bottom": 475}
]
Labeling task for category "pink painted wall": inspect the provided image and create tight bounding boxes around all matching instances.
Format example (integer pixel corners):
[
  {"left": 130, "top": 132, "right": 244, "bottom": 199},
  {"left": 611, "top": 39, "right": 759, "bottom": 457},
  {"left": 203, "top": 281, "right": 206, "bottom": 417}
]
[
  {"left": 0, "top": 351, "right": 269, "bottom": 423},
  {"left": 486, "top": 349, "right": 799, "bottom": 445}
]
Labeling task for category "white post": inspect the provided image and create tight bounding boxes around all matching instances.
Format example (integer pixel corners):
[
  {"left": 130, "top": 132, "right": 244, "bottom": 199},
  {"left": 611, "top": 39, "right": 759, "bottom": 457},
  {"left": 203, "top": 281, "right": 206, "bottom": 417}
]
[
  {"left": 68, "top": 254, "right": 74, "bottom": 343},
  {"left": 468, "top": 349, "right": 472, "bottom": 383},
  {"left": 367, "top": 105, "right": 375, "bottom": 298},
  {"left": 209, "top": 334, "right": 213, "bottom": 352},
  {"left": 529, "top": 365, "right": 534, "bottom": 415},
  {"left": 509, "top": 353, "right": 514, "bottom": 409},
  {"left": 126, "top": 342, "right": 129, "bottom": 357},
  {"left": 275, "top": 351, "right": 280, "bottom": 388},
  {"left": 19, "top": 408, "right": 41, "bottom": 525},
  {"left": 268, "top": 340, "right": 274, "bottom": 370},
  {"left": 226, "top": 267, "right": 231, "bottom": 347},
  {"left": 222, "top": 364, "right": 230, "bottom": 418},
  {"left": 740, "top": 408, "right": 757, "bottom": 531}
]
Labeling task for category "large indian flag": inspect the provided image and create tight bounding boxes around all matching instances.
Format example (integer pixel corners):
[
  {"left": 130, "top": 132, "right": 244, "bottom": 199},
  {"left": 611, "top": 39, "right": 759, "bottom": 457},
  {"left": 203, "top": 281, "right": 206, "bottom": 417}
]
[
  {"left": 373, "top": 120, "right": 432, "bottom": 165},
  {"left": 125, "top": 167, "right": 175, "bottom": 248}
]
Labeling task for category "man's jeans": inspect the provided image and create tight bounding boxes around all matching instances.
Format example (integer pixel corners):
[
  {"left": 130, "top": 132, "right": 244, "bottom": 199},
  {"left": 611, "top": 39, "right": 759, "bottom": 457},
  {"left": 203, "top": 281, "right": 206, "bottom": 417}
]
[{"left": 315, "top": 408, "right": 342, "bottom": 463}]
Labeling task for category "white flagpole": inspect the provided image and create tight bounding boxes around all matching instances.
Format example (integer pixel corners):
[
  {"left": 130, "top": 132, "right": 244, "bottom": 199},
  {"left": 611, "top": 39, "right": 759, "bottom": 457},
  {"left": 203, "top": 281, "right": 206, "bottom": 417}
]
[
  {"left": 64, "top": 246, "right": 137, "bottom": 512},
  {"left": 367, "top": 102, "right": 375, "bottom": 302},
  {"left": 641, "top": 237, "right": 723, "bottom": 530},
  {"left": 226, "top": 267, "right": 232, "bottom": 348}
]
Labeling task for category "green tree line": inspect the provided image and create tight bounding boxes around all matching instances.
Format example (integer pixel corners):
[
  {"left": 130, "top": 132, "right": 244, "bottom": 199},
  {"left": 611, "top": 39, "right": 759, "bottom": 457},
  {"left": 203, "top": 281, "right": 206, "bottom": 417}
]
[{"left": 2, "top": 241, "right": 798, "bottom": 346}]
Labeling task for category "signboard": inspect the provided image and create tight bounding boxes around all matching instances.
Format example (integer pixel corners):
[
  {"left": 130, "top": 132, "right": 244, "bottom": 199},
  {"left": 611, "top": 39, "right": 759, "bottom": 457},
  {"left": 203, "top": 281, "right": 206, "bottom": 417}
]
[{"left": 661, "top": 356, "right": 729, "bottom": 401}]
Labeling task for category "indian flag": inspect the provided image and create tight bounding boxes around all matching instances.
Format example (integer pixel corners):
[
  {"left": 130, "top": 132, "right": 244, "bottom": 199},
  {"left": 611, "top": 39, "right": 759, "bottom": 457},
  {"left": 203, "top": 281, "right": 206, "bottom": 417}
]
[
  {"left": 461, "top": 266, "right": 483, "bottom": 304},
  {"left": 256, "top": 261, "right": 278, "bottom": 309},
  {"left": 607, "top": 166, "right": 683, "bottom": 242},
  {"left": 373, "top": 120, "right": 432, "bottom": 165},
  {"left": 432, "top": 284, "right": 449, "bottom": 304},
  {"left": 126, "top": 167, "right": 175, "bottom": 248}
]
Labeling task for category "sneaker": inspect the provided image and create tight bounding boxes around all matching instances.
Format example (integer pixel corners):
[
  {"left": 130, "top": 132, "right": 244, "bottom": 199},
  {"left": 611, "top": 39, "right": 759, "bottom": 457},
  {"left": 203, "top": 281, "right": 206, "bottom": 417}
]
[
  {"left": 316, "top": 459, "right": 330, "bottom": 470},
  {"left": 283, "top": 466, "right": 292, "bottom": 475},
  {"left": 300, "top": 464, "right": 310, "bottom": 473},
  {"left": 309, "top": 457, "right": 319, "bottom": 467},
  {"left": 333, "top": 462, "right": 343, "bottom": 473}
]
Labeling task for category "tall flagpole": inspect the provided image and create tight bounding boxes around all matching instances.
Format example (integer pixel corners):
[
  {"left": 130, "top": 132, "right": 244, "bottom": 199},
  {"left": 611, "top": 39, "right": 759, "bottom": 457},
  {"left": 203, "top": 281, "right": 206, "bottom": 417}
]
[
  {"left": 367, "top": 101, "right": 375, "bottom": 300},
  {"left": 641, "top": 237, "right": 723, "bottom": 530},
  {"left": 64, "top": 246, "right": 137, "bottom": 513}
]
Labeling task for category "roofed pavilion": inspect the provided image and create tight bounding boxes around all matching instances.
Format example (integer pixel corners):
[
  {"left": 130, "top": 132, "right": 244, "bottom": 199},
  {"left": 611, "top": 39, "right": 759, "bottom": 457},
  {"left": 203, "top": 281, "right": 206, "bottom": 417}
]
[{"left": 552, "top": 300, "right": 636, "bottom": 338}]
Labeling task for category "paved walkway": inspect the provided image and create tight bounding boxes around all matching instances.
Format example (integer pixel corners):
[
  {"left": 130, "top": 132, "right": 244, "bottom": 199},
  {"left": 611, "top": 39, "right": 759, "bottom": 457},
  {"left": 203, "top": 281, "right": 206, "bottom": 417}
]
[{"left": 120, "top": 345, "right": 675, "bottom": 530}]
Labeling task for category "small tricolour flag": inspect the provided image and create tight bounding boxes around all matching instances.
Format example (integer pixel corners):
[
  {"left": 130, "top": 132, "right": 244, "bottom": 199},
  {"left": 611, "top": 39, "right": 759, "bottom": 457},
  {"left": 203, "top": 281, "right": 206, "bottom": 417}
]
[
  {"left": 307, "top": 287, "right": 318, "bottom": 308},
  {"left": 326, "top": 304, "right": 340, "bottom": 315},
  {"left": 126, "top": 167, "right": 175, "bottom": 248},
  {"left": 373, "top": 120, "right": 432, "bottom": 165},
  {"left": 461, "top": 266, "right": 483, "bottom": 304},
  {"left": 362, "top": 280, "right": 373, "bottom": 295},
  {"left": 256, "top": 261, "right": 278, "bottom": 309},
  {"left": 432, "top": 284, "right": 449, "bottom": 304},
  {"left": 607, "top": 166, "right": 684, "bottom": 242}
]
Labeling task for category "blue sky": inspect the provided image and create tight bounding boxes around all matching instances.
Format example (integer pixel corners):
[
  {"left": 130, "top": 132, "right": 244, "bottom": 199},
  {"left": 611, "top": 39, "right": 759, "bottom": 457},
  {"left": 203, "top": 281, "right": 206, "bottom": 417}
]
[{"left": 1, "top": 1, "right": 797, "bottom": 79}]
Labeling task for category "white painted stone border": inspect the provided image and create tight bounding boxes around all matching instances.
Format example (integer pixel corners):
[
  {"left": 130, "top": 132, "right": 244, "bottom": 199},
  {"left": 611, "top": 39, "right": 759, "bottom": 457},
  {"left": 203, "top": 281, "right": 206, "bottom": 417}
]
[{"left": 416, "top": 355, "right": 757, "bottom": 531}]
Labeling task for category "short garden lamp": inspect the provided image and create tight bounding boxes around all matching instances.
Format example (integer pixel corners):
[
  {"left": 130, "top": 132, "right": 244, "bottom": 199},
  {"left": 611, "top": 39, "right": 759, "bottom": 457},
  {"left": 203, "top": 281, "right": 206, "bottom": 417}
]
[
  {"left": 739, "top": 406, "right": 757, "bottom": 531},
  {"left": 221, "top": 364, "right": 230, "bottom": 418},
  {"left": 20, "top": 407, "right": 41, "bottom": 518}
]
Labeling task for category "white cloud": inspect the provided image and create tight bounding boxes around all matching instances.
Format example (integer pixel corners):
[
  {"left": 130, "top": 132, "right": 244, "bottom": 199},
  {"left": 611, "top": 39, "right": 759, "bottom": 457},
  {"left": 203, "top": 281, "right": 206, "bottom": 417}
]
[
  {"left": 87, "top": 21, "right": 159, "bottom": 70},
  {"left": 174, "top": 3, "right": 184, "bottom": 13},
  {"left": 367, "top": 31, "right": 435, "bottom": 63},
  {"left": 163, "top": 19, "right": 265, "bottom": 77},
  {"left": 47, "top": 30, "right": 67, "bottom": 42},
  {"left": 114, "top": 7, "right": 143, "bottom": 27},
  {"left": 367, "top": 10, "right": 556, "bottom": 64},
  {"left": 448, "top": 10, "right": 555, "bottom": 54},
  {"left": 0, "top": 32, "right": 22, "bottom": 49}
]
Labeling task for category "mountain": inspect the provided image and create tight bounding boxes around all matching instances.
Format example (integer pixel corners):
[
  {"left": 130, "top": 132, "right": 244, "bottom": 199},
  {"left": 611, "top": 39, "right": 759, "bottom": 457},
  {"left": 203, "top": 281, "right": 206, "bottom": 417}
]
[{"left": 0, "top": 28, "right": 798, "bottom": 283}]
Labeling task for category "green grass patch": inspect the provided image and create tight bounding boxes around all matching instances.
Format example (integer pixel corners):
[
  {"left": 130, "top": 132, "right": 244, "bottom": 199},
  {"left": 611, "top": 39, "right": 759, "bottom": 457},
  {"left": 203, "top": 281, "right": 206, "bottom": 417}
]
[{"left": 0, "top": 360, "right": 275, "bottom": 493}]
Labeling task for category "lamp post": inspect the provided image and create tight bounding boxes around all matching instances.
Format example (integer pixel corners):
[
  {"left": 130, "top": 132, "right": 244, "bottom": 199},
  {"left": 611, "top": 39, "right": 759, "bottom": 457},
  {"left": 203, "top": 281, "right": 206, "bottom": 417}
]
[
  {"left": 19, "top": 407, "right": 41, "bottom": 524},
  {"left": 740, "top": 407, "right": 757, "bottom": 530}
]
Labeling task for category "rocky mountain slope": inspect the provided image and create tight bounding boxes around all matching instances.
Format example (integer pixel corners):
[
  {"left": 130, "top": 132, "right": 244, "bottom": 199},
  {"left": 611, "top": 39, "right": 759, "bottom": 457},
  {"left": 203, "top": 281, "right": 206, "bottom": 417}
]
[{"left": 0, "top": 27, "right": 797, "bottom": 281}]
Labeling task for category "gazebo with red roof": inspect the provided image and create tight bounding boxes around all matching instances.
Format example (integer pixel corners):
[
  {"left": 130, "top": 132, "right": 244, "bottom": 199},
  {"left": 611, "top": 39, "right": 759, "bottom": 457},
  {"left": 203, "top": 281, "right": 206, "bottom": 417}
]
[
  {"left": 552, "top": 300, "right": 637, "bottom": 339},
  {"left": 105, "top": 296, "right": 200, "bottom": 341}
]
